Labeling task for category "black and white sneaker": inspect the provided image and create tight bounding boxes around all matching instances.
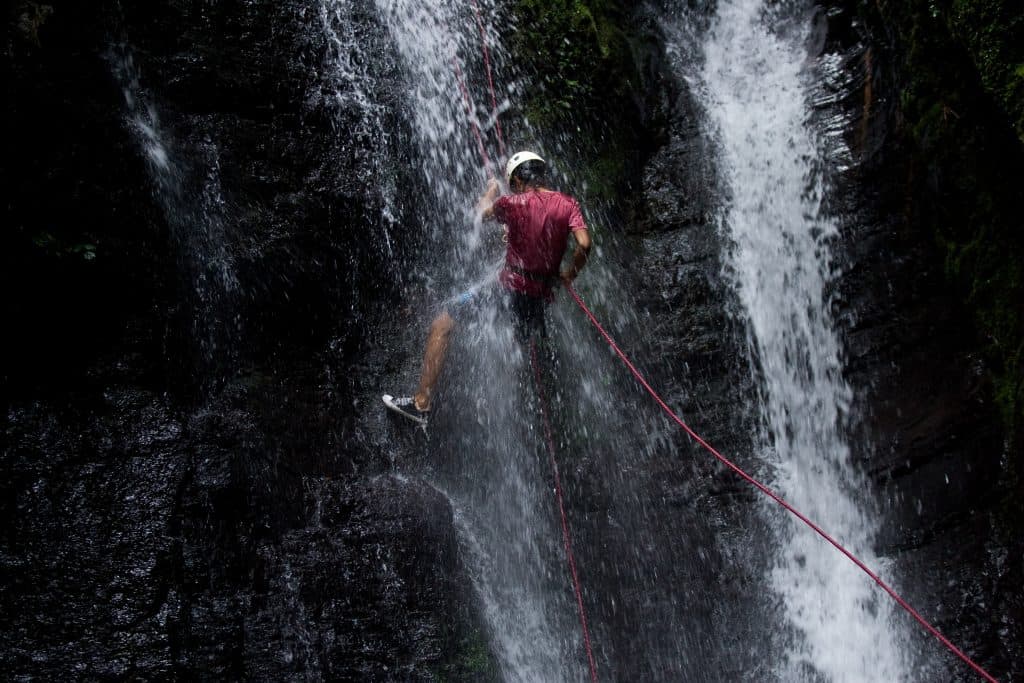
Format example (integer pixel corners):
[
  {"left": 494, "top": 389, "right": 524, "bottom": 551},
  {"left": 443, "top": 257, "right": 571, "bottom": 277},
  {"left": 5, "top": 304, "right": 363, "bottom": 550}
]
[{"left": 382, "top": 394, "right": 429, "bottom": 427}]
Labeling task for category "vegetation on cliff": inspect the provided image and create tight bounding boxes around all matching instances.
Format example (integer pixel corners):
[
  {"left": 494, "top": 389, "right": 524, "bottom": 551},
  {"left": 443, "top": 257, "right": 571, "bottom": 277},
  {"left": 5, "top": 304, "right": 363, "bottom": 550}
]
[
  {"left": 864, "top": 0, "right": 1024, "bottom": 436},
  {"left": 506, "top": 0, "right": 657, "bottom": 204},
  {"left": 943, "top": 0, "right": 1024, "bottom": 146}
]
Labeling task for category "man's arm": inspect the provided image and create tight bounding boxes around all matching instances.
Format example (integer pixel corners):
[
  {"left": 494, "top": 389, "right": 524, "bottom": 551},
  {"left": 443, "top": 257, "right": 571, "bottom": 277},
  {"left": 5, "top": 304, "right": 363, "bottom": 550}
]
[
  {"left": 561, "top": 229, "right": 592, "bottom": 284},
  {"left": 476, "top": 178, "right": 501, "bottom": 221}
]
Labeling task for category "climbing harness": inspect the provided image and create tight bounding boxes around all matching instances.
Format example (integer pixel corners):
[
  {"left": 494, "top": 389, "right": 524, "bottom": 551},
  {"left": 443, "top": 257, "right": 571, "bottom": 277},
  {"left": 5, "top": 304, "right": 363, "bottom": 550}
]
[
  {"left": 508, "top": 264, "right": 560, "bottom": 285},
  {"left": 564, "top": 283, "right": 999, "bottom": 683}
]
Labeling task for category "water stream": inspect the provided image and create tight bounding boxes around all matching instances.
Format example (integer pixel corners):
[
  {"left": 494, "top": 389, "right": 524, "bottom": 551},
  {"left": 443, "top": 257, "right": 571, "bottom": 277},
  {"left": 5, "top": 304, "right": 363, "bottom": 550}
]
[
  {"left": 698, "top": 0, "right": 910, "bottom": 679},
  {"left": 110, "top": 44, "right": 239, "bottom": 373},
  {"left": 358, "top": 0, "right": 580, "bottom": 678}
]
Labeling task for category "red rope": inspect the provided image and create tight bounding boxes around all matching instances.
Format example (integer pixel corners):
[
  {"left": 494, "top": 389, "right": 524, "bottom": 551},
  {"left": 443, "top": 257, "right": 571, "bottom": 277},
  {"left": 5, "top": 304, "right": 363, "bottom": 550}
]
[
  {"left": 452, "top": 55, "right": 492, "bottom": 172},
  {"left": 454, "top": 14, "right": 599, "bottom": 679},
  {"left": 563, "top": 283, "right": 999, "bottom": 683},
  {"left": 454, "top": 11, "right": 996, "bottom": 671},
  {"left": 464, "top": 7, "right": 593, "bottom": 658},
  {"left": 468, "top": 0, "right": 506, "bottom": 157},
  {"left": 530, "top": 340, "right": 600, "bottom": 682}
]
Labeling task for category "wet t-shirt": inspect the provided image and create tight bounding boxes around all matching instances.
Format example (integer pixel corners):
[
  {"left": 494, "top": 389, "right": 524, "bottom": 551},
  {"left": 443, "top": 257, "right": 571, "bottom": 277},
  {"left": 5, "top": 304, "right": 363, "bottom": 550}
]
[{"left": 492, "top": 190, "right": 587, "bottom": 298}]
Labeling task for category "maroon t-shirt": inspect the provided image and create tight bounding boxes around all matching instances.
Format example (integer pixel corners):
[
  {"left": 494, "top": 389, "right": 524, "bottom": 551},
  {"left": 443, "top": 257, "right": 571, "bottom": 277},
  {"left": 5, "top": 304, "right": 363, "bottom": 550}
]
[{"left": 492, "top": 190, "right": 587, "bottom": 298}]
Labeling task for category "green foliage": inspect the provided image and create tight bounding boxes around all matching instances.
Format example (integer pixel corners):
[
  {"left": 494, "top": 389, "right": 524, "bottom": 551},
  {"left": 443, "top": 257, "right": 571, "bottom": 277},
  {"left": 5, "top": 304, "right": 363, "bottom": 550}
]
[
  {"left": 512, "top": 0, "right": 625, "bottom": 121},
  {"left": 29, "top": 229, "right": 98, "bottom": 261},
  {"left": 945, "top": 0, "right": 1024, "bottom": 145},
  {"left": 13, "top": 2, "right": 55, "bottom": 48},
  {"left": 580, "top": 142, "right": 627, "bottom": 199},
  {"left": 509, "top": 0, "right": 640, "bottom": 200},
  {"left": 874, "top": 0, "right": 1024, "bottom": 431}
]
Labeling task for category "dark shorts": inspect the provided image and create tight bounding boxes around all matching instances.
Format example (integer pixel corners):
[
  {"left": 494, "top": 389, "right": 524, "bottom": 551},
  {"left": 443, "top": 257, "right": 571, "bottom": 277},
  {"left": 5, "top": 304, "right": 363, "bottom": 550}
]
[{"left": 447, "top": 279, "right": 547, "bottom": 344}]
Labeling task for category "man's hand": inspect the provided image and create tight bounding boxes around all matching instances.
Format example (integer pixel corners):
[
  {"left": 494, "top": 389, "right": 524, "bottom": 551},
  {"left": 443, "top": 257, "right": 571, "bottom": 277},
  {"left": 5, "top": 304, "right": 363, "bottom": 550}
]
[
  {"left": 561, "top": 229, "right": 591, "bottom": 286},
  {"left": 477, "top": 176, "right": 501, "bottom": 220}
]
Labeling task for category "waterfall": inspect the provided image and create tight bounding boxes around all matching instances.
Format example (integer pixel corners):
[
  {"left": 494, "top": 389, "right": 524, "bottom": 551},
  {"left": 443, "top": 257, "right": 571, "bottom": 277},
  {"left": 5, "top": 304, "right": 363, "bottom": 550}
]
[
  {"left": 9, "top": 0, "right": 1018, "bottom": 679},
  {"left": 698, "top": 1, "right": 909, "bottom": 679},
  {"left": 372, "top": 0, "right": 509, "bottom": 261},
  {"left": 325, "top": 0, "right": 918, "bottom": 678},
  {"left": 109, "top": 45, "right": 238, "bottom": 371},
  {"left": 318, "top": 0, "right": 400, "bottom": 258},
  {"left": 325, "top": 0, "right": 581, "bottom": 678}
]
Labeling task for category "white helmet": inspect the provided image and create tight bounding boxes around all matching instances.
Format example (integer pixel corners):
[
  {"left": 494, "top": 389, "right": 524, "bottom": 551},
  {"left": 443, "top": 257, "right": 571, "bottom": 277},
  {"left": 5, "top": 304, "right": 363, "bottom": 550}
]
[{"left": 505, "top": 151, "right": 545, "bottom": 184}]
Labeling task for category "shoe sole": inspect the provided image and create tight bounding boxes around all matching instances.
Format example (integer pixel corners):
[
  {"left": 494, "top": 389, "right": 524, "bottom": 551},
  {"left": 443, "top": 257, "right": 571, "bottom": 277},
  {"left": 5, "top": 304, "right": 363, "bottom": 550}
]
[{"left": 382, "top": 394, "right": 429, "bottom": 427}]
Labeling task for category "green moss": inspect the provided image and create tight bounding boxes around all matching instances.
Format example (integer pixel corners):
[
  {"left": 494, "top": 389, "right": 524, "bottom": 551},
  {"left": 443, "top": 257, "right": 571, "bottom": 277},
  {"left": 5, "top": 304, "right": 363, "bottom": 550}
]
[
  {"left": 455, "top": 632, "right": 494, "bottom": 674},
  {"left": 26, "top": 227, "right": 98, "bottom": 261},
  {"left": 578, "top": 140, "right": 630, "bottom": 210},
  {"left": 432, "top": 627, "right": 497, "bottom": 681},
  {"left": 508, "top": 0, "right": 642, "bottom": 200},
  {"left": 944, "top": 0, "right": 1024, "bottom": 144},
  {"left": 871, "top": 0, "right": 1024, "bottom": 433}
]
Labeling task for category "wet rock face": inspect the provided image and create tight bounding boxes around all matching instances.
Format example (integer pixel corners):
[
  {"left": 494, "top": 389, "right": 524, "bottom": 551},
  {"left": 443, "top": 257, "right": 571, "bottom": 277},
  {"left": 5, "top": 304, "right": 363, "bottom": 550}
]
[
  {"left": 4, "top": 0, "right": 1022, "bottom": 680},
  {"left": 632, "top": 86, "right": 754, "bottom": 466},
  {"left": 3, "top": 392, "right": 186, "bottom": 679},
  {"left": 2, "top": 371, "right": 489, "bottom": 680},
  {"left": 826, "top": 2, "right": 1023, "bottom": 675},
  {"left": 3, "top": 0, "right": 487, "bottom": 679},
  {"left": 6, "top": 0, "right": 408, "bottom": 391},
  {"left": 771, "top": 1, "right": 1023, "bottom": 675}
]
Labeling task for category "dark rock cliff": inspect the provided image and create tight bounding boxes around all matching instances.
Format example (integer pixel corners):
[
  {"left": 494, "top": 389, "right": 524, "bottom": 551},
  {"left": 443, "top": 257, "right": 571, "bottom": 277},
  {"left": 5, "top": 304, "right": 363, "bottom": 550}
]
[
  {"left": 3, "top": 0, "right": 1022, "bottom": 679},
  {"left": 4, "top": 1, "right": 490, "bottom": 679},
  {"left": 603, "top": 0, "right": 1023, "bottom": 677},
  {"left": 841, "top": 0, "right": 1024, "bottom": 673}
]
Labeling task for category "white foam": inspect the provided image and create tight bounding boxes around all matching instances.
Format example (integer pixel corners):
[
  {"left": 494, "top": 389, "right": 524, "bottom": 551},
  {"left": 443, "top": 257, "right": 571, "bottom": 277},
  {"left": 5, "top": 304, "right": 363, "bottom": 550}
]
[{"left": 698, "top": 0, "right": 910, "bottom": 679}]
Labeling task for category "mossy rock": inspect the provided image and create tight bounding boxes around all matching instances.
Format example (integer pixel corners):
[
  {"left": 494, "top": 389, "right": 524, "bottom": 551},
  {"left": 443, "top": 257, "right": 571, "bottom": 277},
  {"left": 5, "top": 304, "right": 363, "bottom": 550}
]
[
  {"left": 868, "top": 0, "right": 1024, "bottom": 432},
  {"left": 945, "top": 0, "right": 1024, "bottom": 145}
]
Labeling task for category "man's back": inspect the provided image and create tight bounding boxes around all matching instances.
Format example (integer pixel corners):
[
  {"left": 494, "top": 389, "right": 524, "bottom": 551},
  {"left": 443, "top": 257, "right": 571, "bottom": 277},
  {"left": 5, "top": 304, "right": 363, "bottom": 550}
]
[{"left": 494, "top": 190, "right": 586, "bottom": 297}]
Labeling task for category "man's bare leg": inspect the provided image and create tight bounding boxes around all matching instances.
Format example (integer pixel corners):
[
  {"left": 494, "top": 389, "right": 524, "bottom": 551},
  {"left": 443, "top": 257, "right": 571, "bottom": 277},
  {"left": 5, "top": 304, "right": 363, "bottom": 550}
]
[{"left": 414, "top": 311, "right": 454, "bottom": 411}]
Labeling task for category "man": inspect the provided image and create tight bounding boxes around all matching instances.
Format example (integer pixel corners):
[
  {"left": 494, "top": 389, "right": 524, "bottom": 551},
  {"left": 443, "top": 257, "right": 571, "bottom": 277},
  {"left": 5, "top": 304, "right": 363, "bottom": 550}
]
[{"left": 384, "top": 151, "right": 591, "bottom": 424}]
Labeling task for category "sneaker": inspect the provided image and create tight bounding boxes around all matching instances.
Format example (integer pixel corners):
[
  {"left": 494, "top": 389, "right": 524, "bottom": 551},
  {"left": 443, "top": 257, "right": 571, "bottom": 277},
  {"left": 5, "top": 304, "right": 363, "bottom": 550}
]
[{"left": 382, "top": 394, "right": 429, "bottom": 427}]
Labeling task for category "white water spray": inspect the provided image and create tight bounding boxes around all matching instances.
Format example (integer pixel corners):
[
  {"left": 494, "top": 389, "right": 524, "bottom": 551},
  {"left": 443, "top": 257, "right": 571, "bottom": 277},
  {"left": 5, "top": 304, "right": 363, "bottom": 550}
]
[
  {"left": 699, "top": 1, "right": 909, "bottom": 679},
  {"left": 372, "top": 0, "right": 513, "bottom": 261},
  {"left": 319, "top": 0, "right": 400, "bottom": 257},
  {"left": 351, "top": 0, "right": 577, "bottom": 679},
  {"left": 110, "top": 45, "right": 238, "bottom": 366}
]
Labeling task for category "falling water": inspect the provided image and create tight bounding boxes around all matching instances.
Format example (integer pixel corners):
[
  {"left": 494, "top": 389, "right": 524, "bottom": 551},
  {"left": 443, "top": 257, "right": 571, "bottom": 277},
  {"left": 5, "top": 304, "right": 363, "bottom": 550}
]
[
  {"left": 372, "top": 0, "right": 514, "bottom": 263},
  {"left": 699, "top": 1, "right": 909, "bottom": 680},
  {"left": 318, "top": 0, "right": 400, "bottom": 258},
  {"left": 335, "top": 0, "right": 579, "bottom": 678},
  {"left": 109, "top": 45, "right": 238, "bottom": 369}
]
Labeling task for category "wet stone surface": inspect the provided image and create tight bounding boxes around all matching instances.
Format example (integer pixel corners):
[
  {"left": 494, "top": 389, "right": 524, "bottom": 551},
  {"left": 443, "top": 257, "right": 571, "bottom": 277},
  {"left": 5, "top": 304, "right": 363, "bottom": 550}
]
[
  {"left": 2, "top": 373, "right": 490, "bottom": 680},
  {"left": 3, "top": 0, "right": 1022, "bottom": 680}
]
